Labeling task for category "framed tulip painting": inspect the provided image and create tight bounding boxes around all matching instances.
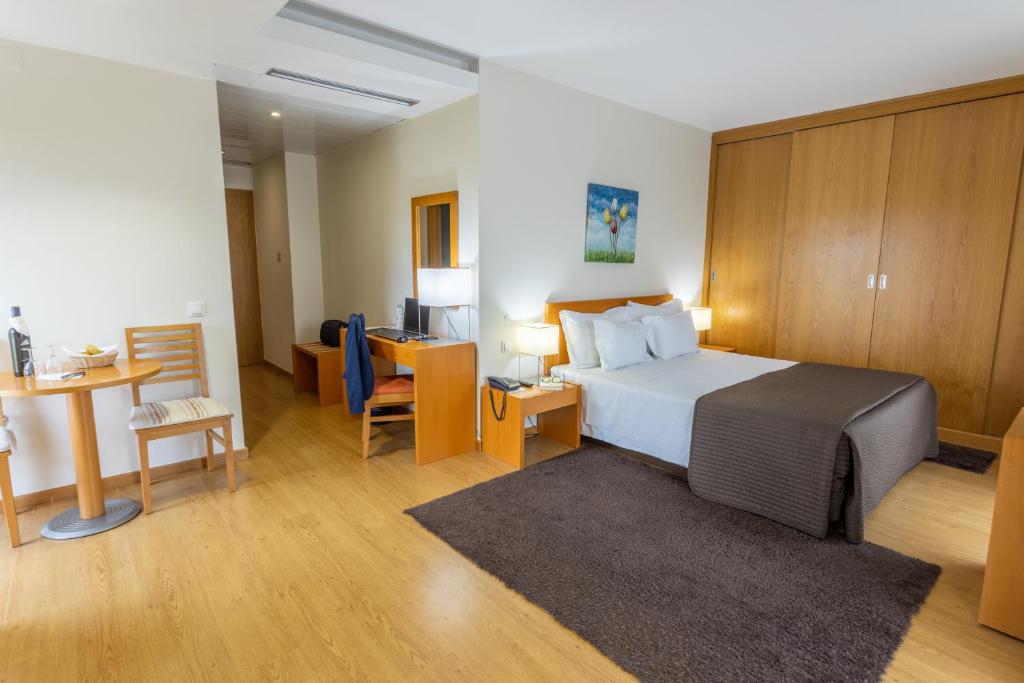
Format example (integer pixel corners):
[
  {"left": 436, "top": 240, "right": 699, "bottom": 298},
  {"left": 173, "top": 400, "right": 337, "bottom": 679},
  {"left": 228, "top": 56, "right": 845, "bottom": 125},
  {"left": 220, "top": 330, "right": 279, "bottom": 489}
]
[{"left": 584, "top": 183, "right": 638, "bottom": 263}]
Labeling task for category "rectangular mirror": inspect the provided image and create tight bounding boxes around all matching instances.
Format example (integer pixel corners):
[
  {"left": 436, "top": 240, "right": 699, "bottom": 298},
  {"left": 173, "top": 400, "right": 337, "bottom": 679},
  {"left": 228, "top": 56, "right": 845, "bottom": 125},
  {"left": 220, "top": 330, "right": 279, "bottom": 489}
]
[{"left": 412, "top": 191, "right": 458, "bottom": 296}]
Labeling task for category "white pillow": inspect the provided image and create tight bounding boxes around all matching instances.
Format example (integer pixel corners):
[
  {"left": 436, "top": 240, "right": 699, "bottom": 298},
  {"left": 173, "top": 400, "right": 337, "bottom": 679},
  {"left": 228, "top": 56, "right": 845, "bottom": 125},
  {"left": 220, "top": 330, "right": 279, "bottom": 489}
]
[
  {"left": 628, "top": 299, "right": 684, "bottom": 318},
  {"left": 592, "top": 319, "right": 650, "bottom": 371},
  {"left": 641, "top": 311, "right": 699, "bottom": 359},
  {"left": 559, "top": 306, "right": 633, "bottom": 368}
]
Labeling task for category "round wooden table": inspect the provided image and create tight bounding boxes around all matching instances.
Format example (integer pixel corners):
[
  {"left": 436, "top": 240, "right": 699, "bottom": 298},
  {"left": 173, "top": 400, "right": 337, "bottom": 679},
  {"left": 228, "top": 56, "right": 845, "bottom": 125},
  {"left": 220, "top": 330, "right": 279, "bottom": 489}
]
[{"left": 0, "top": 359, "right": 161, "bottom": 539}]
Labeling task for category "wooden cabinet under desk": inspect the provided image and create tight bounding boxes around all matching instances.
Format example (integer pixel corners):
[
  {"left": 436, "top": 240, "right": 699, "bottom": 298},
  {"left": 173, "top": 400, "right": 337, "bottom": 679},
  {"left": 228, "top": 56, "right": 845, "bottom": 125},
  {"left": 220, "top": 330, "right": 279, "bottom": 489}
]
[{"left": 338, "top": 330, "right": 477, "bottom": 466}]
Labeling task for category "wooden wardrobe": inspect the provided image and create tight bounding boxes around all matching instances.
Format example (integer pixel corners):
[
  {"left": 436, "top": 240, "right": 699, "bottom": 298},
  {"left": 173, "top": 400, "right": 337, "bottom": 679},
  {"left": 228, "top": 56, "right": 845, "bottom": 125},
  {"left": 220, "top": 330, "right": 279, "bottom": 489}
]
[{"left": 704, "top": 77, "right": 1024, "bottom": 440}]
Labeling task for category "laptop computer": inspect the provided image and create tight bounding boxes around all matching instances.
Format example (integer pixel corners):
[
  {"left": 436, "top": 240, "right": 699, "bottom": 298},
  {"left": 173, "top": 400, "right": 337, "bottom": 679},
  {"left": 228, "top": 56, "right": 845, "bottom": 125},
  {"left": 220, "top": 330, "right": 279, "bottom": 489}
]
[{"left": 368, "top": 297, "right": 430, "bottom": 341}]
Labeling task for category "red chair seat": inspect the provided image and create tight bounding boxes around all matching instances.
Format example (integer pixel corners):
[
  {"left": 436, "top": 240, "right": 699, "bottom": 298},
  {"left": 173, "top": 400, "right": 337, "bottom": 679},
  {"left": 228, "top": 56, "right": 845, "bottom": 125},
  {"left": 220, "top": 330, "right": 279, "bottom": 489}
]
[{"left": 373, "top": 375, "right": 415, "bottom": 395}]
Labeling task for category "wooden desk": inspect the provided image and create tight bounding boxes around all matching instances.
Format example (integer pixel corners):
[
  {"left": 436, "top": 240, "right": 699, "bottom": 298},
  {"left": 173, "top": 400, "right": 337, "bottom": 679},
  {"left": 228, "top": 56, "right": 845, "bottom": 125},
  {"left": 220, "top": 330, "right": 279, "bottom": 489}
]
[
  {"left": 340, "top": 331, "right": 476, "bottom": 465},
  {"left": 481, "top": 383, "right": 581, "bottom": 469},
  {"left": 292, "top": 342, "right": 343, "bottom": 407},
  {"left": 0, "top": 360, "right": 162, "bottom": 539},
  {"left": 979, "top": 406, "right": 1024, "bottom": 640}
]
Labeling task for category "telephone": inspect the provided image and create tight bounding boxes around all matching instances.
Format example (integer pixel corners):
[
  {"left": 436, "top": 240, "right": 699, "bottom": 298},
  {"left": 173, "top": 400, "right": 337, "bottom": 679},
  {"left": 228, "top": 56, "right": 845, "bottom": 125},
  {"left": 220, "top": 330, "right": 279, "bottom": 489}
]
[
  {"left": 488, "top": 376, "right": 522, "bottom": 392},
  {"left": 486, "top": 376, "right": 523, "bottom": 421}
]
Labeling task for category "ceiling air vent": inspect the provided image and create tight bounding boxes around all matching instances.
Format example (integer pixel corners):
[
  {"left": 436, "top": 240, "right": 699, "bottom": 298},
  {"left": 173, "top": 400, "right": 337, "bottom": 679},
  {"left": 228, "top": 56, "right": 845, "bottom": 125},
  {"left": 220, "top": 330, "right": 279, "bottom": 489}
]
[{"left": 265, "top": 68, "right": 420, "bottom": 107}]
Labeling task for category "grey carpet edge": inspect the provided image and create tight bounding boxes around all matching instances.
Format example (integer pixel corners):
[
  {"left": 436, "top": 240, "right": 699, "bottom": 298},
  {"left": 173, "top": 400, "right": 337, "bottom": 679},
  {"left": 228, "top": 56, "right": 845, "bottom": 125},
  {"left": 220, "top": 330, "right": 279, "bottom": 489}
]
[{"left": 931, "top": 441, "right": 997, "bottom": 474}]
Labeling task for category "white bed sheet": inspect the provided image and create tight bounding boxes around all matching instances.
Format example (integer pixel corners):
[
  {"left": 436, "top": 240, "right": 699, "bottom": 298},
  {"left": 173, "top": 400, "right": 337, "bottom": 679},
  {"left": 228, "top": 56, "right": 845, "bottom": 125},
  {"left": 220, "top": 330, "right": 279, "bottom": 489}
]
[{"left": 553, "top": 350, "right": 794, "bottom": 467}]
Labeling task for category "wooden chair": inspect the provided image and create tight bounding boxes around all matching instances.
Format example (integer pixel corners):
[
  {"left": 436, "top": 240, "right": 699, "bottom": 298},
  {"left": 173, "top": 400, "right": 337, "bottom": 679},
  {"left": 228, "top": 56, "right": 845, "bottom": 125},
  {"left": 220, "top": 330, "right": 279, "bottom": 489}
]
[
  {"left": 362, "top": 375, "right": 415, "bottom": 459},
  {"left": 0, "top": 398, "right": 20, "bottom": 548},
  {"left": 125, "top": 323, "right": 235, "bottom": 513}
]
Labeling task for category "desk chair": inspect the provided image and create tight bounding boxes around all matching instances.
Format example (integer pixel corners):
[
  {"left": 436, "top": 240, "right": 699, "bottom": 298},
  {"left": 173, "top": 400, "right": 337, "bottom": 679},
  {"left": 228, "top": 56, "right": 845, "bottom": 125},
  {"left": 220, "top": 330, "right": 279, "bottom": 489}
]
[
  {"left": 362, "top": 376, "right": 415, "bottom": 459},
  {"left": 126, "top": 323, "right": 235, "bottom": 513},
  {"left": 0, "top": 399, "right": 19, "bottom": 547}
]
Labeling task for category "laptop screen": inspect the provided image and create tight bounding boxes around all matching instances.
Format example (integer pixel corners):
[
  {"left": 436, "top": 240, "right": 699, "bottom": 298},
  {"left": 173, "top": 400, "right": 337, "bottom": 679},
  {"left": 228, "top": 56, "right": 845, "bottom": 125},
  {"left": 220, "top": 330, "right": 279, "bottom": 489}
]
[{"left": 403, "top": 297, "right": 429, "bottom": 335}]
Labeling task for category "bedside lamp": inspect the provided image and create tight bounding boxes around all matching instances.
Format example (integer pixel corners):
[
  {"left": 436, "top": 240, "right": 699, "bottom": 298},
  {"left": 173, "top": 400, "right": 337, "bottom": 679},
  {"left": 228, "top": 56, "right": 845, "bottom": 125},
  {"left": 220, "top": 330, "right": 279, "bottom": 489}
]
[
  {"left": 516, "top": 323, "right": 559, "bottom": 381},
  {"left": 418, "top": 267, "right": 472, "bottom": 339},
  {"left": 689, "top": 307, "right": 712, "bottom": 332}
]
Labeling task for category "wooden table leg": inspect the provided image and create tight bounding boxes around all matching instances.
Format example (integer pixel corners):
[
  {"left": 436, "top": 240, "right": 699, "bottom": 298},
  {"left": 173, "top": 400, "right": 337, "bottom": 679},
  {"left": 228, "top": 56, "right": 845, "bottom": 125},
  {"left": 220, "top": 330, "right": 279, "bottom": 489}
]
[
  {"left": 292, "top": 348, "right": 315, "bottom": 393},
  {"left": 317, "top": 350, "right": 343, "bottom": 408},
  {"left": 65, "top": 391, "right": 105, "bottom": 520},
  {"left": 0, "top": 453, "right": 20, "bottom": 547},
  {"left": 413, "top": 344, "right": 477, "bottom": 465}
]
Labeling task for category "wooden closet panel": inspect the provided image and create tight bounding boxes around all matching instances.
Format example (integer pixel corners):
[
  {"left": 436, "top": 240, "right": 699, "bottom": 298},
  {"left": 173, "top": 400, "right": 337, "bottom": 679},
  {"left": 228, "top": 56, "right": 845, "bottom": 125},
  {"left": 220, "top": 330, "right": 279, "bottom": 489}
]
[
  {"left": 707, "top": 135, "right": 792, "bottom": 356},
  {"left": 985, "top": 167, "right": 1024, "bottom": 436},
  {"left": 868, "top": 95, "right": 1024, "bottom": 432},
  {"left": 775, "top": 116, "right": 894, "bottom": 366}
]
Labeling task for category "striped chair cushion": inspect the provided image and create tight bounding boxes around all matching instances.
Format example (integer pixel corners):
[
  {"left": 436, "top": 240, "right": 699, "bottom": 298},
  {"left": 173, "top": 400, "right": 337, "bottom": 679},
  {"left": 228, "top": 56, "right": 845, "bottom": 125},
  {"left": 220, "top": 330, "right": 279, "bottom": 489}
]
[
  {"left": 129, "top": 397, "right": 231, "bottom": 431},
  {"left": 0, "top": 427, "right": 9, "bottom": 454}
]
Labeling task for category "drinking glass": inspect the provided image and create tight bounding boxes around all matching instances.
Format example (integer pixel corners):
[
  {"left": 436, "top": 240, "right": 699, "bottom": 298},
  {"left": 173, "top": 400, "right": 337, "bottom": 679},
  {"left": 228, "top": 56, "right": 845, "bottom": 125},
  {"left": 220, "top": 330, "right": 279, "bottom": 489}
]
[
  {"left": 44, "top": 345, "right": 61, "bottom": 376},
  {"left": 27, "top": 347, "right": 46, "bottom": 379}
]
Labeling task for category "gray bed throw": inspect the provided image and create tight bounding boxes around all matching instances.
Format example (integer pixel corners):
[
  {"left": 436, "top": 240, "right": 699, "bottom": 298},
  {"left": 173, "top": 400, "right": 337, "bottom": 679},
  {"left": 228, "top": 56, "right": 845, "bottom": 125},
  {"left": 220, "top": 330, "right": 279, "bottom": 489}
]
[{"left": 688, "top": 363, "right": 937, "bottom": 542}]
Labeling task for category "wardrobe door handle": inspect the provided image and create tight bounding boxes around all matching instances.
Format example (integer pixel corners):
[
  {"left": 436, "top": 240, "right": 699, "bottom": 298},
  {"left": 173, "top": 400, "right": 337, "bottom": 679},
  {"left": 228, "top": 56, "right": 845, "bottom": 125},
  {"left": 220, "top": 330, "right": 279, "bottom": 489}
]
[
  {"left": 867, "top": 274, "right": 875, "bottom": 289},
  {"left": 879, "top": 274, "right": 888, "bottom": 290}
]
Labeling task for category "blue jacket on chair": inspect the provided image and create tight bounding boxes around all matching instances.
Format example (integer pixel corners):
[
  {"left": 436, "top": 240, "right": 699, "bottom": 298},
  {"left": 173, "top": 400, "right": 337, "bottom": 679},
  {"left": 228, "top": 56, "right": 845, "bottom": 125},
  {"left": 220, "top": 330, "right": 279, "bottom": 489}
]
[{"left": 344, "top": 313, "right": 375, "bottom": 415}]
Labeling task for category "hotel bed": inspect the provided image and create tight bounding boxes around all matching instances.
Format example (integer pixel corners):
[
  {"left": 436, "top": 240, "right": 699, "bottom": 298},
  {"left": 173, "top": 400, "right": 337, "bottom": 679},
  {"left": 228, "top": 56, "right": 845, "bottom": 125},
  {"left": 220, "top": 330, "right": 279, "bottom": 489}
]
[
  {"left": 545, "top": 294, "right": 938, "bottom": 542},
  {"left": 553, "top": 349, "right": 793, "bottom": 468}
]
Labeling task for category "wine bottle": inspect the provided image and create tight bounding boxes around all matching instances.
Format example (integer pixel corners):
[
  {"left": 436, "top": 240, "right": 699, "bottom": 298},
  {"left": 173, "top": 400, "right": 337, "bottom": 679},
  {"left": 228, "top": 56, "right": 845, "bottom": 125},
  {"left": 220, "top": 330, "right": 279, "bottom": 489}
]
[{"left": 7, "top": 306, "right": 31, "bottom": 377}]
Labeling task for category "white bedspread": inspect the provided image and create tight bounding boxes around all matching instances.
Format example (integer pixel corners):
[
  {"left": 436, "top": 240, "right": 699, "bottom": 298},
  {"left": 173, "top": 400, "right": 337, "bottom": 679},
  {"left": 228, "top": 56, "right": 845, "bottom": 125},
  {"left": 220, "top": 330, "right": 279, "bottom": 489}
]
[{"left": 553, "top": 350, "right": 794, "bottom": 467}]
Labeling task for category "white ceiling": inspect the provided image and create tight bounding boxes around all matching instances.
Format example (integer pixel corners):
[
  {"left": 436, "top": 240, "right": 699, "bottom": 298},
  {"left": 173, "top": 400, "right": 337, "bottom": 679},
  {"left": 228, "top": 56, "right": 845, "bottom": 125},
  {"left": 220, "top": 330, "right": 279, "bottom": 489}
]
[
  {"left": 217, "top": 83, "right": 401, "bottom": 163},
  {"left": 2, "top": 1, "right": 1023, "bottom": 136},
  {"left": 309, "top": 0, "right": 1024, "bottom": 131},
  {"left": 0, "top": 0, "right": 477, "bottom": 163}
]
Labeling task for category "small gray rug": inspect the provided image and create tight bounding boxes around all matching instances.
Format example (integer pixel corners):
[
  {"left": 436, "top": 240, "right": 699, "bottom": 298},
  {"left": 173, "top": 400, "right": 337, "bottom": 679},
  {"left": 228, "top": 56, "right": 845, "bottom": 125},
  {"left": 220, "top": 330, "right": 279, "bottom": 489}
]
[
  {"left": 934, "top": 441, "right": 996, "bottom": 474},
  {"left": 407, "top": 447, "right": 940, "bottom": 682}
]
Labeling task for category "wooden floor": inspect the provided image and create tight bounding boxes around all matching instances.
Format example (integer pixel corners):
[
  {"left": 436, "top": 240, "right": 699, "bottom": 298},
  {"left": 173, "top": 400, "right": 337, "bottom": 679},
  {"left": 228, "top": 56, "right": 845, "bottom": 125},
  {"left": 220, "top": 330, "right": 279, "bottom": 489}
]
[{"left": 0, "top": 366, "right": 1021, "bottom": 681}]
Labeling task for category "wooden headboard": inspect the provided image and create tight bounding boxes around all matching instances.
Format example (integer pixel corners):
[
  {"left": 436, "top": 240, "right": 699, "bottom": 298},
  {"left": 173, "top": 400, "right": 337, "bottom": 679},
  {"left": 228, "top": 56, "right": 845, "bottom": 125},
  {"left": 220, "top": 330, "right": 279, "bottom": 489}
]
[{"left": 543, "top": 293, "right": 673, "bottom": 368}]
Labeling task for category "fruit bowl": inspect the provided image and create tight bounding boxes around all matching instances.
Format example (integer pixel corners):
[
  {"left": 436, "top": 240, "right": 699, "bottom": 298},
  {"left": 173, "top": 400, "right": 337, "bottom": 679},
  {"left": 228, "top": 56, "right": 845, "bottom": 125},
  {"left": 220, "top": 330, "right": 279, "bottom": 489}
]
[{"left": 63, "top": 345, "right": 119, "bottom": 369}]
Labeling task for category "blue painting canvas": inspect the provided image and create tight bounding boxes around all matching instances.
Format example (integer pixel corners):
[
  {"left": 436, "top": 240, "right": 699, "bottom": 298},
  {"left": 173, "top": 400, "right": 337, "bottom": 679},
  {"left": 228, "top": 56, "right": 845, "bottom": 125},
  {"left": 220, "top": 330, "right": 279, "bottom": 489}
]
[{"left": 584, "top": 183, "right": 639, "bottom": 263}]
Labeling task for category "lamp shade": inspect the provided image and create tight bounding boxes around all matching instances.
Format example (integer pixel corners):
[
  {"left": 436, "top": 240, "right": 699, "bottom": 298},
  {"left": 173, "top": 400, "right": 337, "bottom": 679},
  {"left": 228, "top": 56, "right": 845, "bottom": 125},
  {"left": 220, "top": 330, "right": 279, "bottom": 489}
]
[
  {"left": 418, "top": 268, "right": 471, "bottom": 307},
  {"left": 689, "top": 307, "right": 712, "bottom": 331},
  {"left": 516, "top": 323, "right": 559, "bottom": 357}
]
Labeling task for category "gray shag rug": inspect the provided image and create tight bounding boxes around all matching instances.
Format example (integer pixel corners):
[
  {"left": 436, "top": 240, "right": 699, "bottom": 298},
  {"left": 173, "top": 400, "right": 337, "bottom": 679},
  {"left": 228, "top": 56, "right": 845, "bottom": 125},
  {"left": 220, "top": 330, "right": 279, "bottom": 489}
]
[
  {"left": 407, "top": 447, "right": 940, "bottom": 683},
  {"left": 934, "top": 441, "right": 997, "bottom": 474}
]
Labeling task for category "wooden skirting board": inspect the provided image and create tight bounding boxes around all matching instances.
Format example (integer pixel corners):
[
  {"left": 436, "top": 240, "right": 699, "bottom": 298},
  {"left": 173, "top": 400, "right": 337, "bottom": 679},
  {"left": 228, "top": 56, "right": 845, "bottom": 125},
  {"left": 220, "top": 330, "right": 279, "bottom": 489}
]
[
  {"left": 937, "top": 428, "right": 1002, "bottom": 454},
  {"left": 263, "top": 359, "right": 293, "bottom": 377},
  {"left": 11, "top": 448, "right": 249, "bottom": 513}
]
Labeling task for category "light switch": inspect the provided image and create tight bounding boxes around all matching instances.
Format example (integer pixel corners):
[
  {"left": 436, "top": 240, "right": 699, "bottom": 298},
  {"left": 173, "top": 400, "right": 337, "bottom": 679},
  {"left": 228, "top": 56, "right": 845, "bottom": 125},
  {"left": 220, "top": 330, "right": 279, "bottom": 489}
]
[{"left": 186, "top": 301, "right": 207, "bottom": 317}]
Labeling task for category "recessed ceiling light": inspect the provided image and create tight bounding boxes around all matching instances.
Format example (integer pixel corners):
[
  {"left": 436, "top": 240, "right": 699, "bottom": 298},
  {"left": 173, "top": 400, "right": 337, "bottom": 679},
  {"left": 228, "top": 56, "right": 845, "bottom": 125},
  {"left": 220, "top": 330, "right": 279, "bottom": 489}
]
[{"left": 270, "top": 111, "right": 282, "bottom": 118}]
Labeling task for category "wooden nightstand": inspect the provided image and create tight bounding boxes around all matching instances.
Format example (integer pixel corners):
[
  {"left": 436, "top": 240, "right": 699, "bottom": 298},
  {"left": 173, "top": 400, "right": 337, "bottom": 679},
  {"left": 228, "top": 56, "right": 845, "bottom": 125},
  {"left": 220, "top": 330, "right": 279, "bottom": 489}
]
[
  {"left": 481, "top": 383, "right": 581, "bottom": 469},
  {"left": 699, "top": 343, "right": 736, "bottom": 353}
]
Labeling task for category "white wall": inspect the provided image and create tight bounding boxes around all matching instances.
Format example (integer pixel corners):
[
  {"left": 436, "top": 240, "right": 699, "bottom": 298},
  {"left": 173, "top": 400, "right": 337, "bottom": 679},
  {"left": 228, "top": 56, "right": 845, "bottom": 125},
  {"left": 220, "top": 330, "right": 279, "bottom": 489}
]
[
  {"left": 317, "top": 96, "right": 479, "bottom": 341},
  {"left": 223, "top": 163, "right": 253, "bottom": 190},
  {"left": 252, "top": 153, "right": 295, "bottom": 371},
  {"left": 284, "top": 152, "right": 325, "bottom": 344},
  {"left": 0, "top": 40, "right": 244, "bottom": 495},
  {"left": 478, "top": 63, "right": 711, "bottom": 379}
]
